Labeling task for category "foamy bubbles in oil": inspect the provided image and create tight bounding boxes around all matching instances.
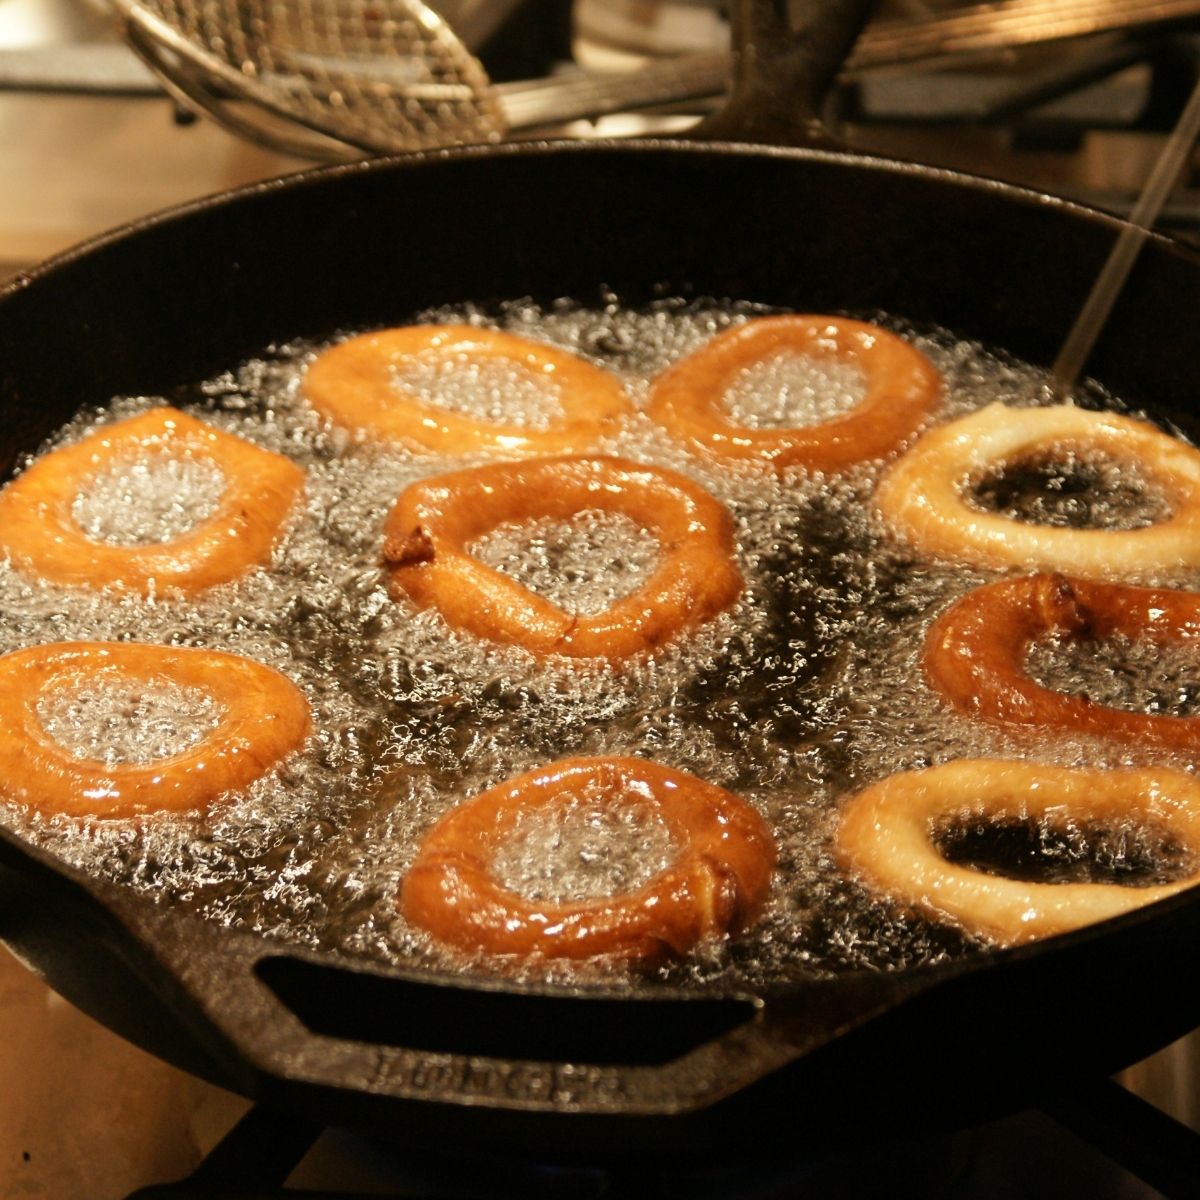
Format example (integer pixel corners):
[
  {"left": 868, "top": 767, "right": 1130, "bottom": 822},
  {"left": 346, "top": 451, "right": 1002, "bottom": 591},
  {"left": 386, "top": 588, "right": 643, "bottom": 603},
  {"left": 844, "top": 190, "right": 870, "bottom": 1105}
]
[
  {"left": 935, "top": 811, "right": 1196, "bottom": 888},
  {"left": 492, "top": 779, "right": 677, "bottom": 903},
  {"left": 471, "top": 511, "right": 661, "bottom": 616},
  {"left": 967, "top": 447, "right": 1169, "bottom": 531},
  {"left": 1027, "top": 635, "right": 1200, "bottom": 719},
  {"left": 0, "top": 298, "right": 1193, "bottom": 990},
  {"left": 390, "top": 354, "right": 562, "bottom": 429},
  {"left": 723, "top": 353, "right": 866, "bottom": 429},
  {"left": 38, "top": 677, "right": 223, "bottom": 767},
  {"left": 71, "top": 451, "right": 227, "bottom": 545}
]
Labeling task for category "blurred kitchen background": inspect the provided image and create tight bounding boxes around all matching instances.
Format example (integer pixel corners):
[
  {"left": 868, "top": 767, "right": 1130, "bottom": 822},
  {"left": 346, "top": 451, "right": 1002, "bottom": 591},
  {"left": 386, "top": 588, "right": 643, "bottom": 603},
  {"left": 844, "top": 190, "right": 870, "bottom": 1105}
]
[{"left": 4, "top": 0, "right": 1200, "bottom": 283}]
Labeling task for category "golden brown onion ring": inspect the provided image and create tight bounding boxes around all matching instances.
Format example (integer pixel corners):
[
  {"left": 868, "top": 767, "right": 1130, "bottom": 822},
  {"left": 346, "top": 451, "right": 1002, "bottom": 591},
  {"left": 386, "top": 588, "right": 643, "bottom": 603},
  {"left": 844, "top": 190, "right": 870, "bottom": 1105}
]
[
  {"left": 0, "top": 642, "right": 311, "bottom": 819},
  {"left": 0, "top": 407, "right": 303, "bottom": 596},
  {"left": 382, "top": 455, "right": 743, "bottom": 661},
  {"left": 304, "top": 324, "right": 632, "bottom": 455},
  {"left": 925, "top": 573, "right": 1200, "bottom": 750},
  {"left": 835, "top": 759, "right": 1200, "bottom": 944},
  {"left": 645, "top": 315, "right": 940, "bottom": 472},
  {"left": 401, "top": 756, "right": 776, "bottom": 961},
  {"left": 876, "top": 403, "right": 1200, "bottom": 579}
]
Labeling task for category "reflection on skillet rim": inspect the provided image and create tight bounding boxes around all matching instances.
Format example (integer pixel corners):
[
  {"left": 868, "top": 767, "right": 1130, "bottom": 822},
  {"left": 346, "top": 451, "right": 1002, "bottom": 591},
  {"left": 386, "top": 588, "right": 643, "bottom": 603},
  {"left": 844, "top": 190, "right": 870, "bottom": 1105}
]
[{"left": 3, "top": 141, "right": 1200, "bottom": 1132}]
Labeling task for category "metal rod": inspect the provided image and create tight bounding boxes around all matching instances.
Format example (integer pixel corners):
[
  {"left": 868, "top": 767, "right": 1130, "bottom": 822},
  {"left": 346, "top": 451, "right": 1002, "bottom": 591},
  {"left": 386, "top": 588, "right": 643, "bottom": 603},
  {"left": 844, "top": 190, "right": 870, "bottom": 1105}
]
[{"left": 1051, "top": 69, "right": 1200, "bottom": 397}]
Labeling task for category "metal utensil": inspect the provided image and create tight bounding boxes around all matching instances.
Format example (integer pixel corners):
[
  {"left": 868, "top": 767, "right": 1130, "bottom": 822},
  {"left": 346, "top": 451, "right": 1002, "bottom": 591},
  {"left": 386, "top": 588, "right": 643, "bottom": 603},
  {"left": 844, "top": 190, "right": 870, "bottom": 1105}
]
[
  {"left": 113, "top": 0, "right": 505, "bottom": 158},
  {"left": 110, "top": 0, "right": 1200, "bottom": 161},
  {"left": 1052, "top": 64, "right": 1200, "bottom": 395}
]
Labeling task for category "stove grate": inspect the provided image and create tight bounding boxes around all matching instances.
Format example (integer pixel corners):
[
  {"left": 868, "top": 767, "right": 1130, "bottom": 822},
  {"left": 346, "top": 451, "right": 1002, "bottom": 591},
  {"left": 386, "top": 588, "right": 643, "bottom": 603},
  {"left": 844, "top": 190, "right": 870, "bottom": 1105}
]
[{"left": 123, "top": 1077, "right": 1200, "bottom": 1200}]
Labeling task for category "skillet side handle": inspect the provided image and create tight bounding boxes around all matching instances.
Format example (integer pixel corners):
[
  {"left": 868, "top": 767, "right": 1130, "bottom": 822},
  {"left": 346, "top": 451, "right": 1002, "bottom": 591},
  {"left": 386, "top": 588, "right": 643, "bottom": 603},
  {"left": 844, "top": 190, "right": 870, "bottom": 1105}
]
[
  {"left": 689, "top": 0, "right": 877, "bottom": 148},
  {"left": 149, "top": 918, "right": 938, "bottom": 1119}
]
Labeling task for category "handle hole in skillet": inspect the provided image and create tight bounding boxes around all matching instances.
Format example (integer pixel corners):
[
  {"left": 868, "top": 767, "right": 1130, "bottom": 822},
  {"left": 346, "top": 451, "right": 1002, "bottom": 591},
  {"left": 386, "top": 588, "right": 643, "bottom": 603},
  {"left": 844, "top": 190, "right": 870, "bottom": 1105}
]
[{"left": 255, "top": 957, "right": 758, "bottom": 1066}]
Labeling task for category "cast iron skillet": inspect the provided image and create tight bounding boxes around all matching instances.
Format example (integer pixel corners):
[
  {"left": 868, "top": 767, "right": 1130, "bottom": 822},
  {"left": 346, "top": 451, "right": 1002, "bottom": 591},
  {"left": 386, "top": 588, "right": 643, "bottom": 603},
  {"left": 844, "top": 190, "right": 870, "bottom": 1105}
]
[{"left": 4, "top": 0, "right": 1200, "bottom": 1164}]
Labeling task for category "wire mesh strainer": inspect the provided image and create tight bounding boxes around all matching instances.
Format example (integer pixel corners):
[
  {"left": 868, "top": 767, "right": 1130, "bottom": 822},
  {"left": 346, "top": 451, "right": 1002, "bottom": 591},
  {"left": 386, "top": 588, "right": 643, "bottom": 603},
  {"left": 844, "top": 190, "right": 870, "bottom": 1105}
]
[{"left": 113, "top": 0, "right": 506, "bottom": 157}]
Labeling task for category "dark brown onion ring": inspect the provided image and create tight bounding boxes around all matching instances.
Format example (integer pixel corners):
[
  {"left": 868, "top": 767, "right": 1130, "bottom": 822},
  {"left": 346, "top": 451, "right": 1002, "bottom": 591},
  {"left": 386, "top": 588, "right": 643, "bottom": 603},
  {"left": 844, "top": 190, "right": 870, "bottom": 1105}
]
[
  {"left": 304, "top": 324, "right": 632, "bottom": 455},
  {"left": 0, "top": 641, "right": 311, "bottom": 819},
  {"left": 382, "top": 455, "right": 743, "bottom": 661},
  {"left": 646, "top": 315, "right": 939, "bottom": 472},
  {"left": 925, "top": 573, "right": 1200, "bottom": 749},
  {"left": 401, "top": 756, "right": 776, "bottom": 961},
  {"left": 0, "top": 408, "right": 303, "bottom": 596}
]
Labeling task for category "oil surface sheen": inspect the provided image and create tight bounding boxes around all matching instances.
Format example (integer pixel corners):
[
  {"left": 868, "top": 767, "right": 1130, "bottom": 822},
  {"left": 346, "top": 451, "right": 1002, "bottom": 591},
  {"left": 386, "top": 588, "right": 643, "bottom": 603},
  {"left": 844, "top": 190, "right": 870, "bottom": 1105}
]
[{"left": 0, "top": 298, "right": 1193, "bottom": 988}]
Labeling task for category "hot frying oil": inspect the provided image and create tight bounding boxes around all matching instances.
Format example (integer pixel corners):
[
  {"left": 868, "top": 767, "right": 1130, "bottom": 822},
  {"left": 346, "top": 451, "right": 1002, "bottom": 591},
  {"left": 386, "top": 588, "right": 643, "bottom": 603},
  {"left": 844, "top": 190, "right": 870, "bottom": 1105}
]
[{"left": 0, "top": 299, "right": 1193, "bottom": 988}]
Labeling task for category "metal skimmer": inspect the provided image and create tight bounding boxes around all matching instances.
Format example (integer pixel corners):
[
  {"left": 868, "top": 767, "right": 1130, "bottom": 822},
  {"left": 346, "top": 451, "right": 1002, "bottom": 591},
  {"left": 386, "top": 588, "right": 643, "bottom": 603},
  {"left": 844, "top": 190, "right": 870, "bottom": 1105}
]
[{"left": 113, "top": 0, "right": 505, "bottom": 157}]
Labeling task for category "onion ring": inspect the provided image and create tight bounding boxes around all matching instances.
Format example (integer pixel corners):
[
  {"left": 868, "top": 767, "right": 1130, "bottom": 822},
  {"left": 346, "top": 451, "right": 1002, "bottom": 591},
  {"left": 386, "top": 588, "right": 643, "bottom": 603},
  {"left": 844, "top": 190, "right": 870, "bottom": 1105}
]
[
  {"left": 835, "top": 759, "right": 1200, "bottom": 944},
  {"left": 925, "top": 573, "right": 1200, "bottom": 751},
  {"left": 875, "top": 403, "right": 1200, "bottom": 579},
  {"left": 645, "top": 315, "right": 940, "bottom": 471},
  {"left": 304, "top": 324, "right": 633, "bottom": 455},
  {"left": 0, "top": 407, "right": 304, "bottom": 595},
  {"left": 382, "top": 455, "right": 743, "bottom": 660},
  {"left": 401, "top": 756, "right": 776, "bottom": 961},
  {"left": 0, "top": 642, "right": 311, "bottom": 819}
]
